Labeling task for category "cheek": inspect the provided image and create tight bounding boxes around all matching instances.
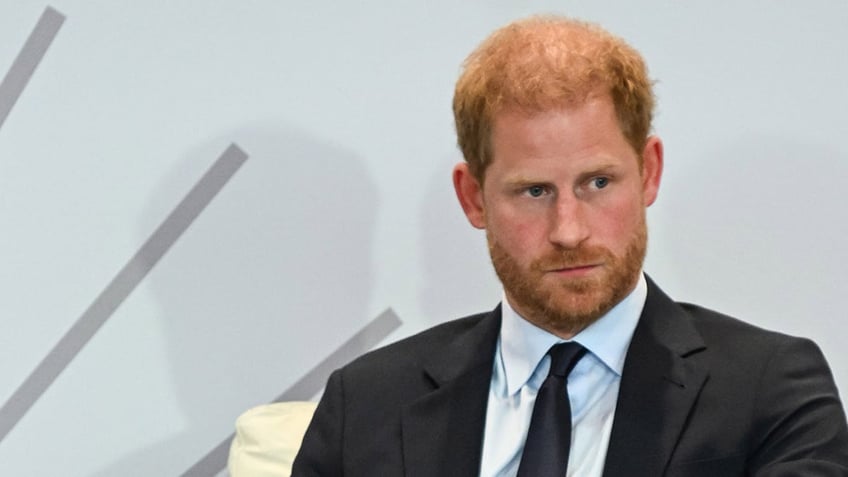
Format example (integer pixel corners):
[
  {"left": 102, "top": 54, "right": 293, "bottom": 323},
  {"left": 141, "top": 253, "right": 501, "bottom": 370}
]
[
  {"left": 487, "top": 211, "right": 546, "bottom": 258},
  {"left": 588, "top": 191, "right": 644, "bottom": 241}
]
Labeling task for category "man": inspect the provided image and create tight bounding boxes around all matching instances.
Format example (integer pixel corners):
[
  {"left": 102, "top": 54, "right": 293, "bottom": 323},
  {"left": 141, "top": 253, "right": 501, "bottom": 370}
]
[{"left": 292, "top": 15, "right": 848, "bottom": 476}]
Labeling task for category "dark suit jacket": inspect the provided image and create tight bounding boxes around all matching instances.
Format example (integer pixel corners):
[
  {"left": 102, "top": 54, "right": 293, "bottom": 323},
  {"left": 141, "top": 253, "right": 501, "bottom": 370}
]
[{"left": 292, "top": 279, "right": 848, "bottom": 476}]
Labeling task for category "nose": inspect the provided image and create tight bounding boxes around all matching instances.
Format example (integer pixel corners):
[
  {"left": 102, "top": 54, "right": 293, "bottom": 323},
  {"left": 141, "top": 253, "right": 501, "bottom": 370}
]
[{"left": 547, "top": 193, "right": 590, "bottom": 249}]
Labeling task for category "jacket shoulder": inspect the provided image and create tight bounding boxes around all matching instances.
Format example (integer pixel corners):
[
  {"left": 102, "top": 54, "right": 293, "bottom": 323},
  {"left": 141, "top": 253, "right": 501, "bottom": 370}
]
[
  {"left": 675, "top": 303, "right": 848, "bottom": 469},
  {"left": 677, "top": 302, "right": 810, "bottom": 350}
]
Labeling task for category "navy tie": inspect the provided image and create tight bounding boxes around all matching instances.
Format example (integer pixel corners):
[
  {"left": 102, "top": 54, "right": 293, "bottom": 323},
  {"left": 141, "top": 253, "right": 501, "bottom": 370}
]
[{"left": 516, "top": 342, "right": 587, "bottom": 477}]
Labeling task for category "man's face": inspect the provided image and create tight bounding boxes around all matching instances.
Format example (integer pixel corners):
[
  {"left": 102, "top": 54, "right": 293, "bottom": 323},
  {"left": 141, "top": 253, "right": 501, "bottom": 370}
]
[{"left": 453, "top": 95, "right": 663, "bottom": 338}]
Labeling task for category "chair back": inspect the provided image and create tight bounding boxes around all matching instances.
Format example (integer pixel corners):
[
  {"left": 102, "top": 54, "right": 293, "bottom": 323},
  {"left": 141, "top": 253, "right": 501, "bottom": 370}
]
[{"left": 228, "top": 401, "right": 318, "bottom": 477}]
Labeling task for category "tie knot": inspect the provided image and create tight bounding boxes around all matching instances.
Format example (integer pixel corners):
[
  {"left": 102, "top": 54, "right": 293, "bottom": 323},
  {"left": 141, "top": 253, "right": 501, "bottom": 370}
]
[{"left": 547, "top": 342, "right": 586, "bottom": 378}]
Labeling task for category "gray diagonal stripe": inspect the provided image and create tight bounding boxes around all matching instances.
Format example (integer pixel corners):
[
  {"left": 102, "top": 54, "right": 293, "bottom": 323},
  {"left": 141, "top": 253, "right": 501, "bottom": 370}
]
[
  {"left": 0, "top": 144, "right": 249, "bottom": 443},
  {"left": 180, "top": 308, "right": 403, "bottom": 477},
  {"left": 0, "top": 6, "right": 65, "bottom": 131}
]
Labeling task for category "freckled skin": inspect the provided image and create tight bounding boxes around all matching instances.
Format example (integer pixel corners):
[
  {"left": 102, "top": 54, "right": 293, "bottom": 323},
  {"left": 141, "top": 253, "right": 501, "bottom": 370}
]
[{"left": 453, "top": 94, "right": 663, "bottom": 338}]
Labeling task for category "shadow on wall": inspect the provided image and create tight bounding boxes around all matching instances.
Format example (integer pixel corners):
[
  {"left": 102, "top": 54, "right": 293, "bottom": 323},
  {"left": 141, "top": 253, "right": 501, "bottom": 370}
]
[
  {"left": 418, "top": 153, "right": 500, "bottom": 322},
  {"left": 90, "top": 125, "right": 377, "bottom": 476},
  {"left": 657, "top": 135, "right": 848, "bottom": 394}
]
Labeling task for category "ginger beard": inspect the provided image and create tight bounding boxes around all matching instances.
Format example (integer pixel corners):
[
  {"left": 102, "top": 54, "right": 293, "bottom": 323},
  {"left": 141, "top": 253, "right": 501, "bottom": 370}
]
[{"left": 488, "top": 214, "right": 647, "bottom": 336}]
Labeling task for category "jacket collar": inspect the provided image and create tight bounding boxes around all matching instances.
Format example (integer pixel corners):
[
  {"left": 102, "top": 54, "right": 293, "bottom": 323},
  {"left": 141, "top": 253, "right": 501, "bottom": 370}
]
[
  {"left": 603, "top": 276, "right": 709, "bottom": 477},
  {"left": 398, "top": 276, "right": 710, "bottom": 477},
  {"left": 401, "top": 307, "right": 501, "bottom": 477}
]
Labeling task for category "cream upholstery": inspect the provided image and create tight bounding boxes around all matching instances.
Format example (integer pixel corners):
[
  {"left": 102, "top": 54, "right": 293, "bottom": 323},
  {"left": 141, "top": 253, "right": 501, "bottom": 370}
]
[{"left": 228, "top": 401, "right": 318, "bottom": 477}]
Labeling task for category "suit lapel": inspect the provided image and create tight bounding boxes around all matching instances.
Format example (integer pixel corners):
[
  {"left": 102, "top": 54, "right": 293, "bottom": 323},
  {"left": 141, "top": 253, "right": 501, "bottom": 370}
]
[
  {"left": 401, "top": 307, "right": 502, "bottom": 477},
  {"left": 603, "top": 278, "right": 709, "bottom": 477}
]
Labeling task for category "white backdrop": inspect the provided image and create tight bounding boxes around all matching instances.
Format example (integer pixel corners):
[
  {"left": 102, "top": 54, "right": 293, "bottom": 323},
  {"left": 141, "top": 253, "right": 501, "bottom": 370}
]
[{"left": 0, "top": 2, "right": 846, "bottom": 475}]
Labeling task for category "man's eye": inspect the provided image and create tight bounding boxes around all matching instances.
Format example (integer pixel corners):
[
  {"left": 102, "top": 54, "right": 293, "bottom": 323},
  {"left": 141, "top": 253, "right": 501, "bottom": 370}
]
[
  {"left": 526, "top": 185, "right": 546, "bottom": 197},
  {"left": 592, "top": 177, "right": 609, "bottom": 189}
]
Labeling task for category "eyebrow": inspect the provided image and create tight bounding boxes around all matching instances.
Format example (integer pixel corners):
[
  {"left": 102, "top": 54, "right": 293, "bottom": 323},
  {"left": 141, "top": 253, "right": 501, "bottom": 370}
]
[
  {"left": 582, "top": 162, "right": 621, "bottom": 174},
  {"left": 576, "top": 164, "right": 621, "bottom": 180},
  {"left": 503, "top": 176, "right": 547, "bottom": 186},
  {"left": 502, "top": 163, "right": 622, "bottom": 185}
]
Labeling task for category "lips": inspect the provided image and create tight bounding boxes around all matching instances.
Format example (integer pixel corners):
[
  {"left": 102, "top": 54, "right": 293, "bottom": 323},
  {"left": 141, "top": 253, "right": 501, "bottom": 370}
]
[
  {"left": 531, "top": 246, "right": 610, "bottom": 274},
  {"left": 554, "top": 264, "right": 598, "bottom": 271},
  {"left": 545, "top": 264, "right": 602, "bottom": 277},
  {"left": 541, "top": 261, "right": 602, "bottom": 271}
]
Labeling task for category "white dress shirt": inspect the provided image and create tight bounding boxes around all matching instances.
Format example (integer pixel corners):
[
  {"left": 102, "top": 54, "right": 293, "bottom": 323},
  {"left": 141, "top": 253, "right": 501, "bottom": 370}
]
[{"left": 479, "top": 274, "right": 647, "bottom": 477}]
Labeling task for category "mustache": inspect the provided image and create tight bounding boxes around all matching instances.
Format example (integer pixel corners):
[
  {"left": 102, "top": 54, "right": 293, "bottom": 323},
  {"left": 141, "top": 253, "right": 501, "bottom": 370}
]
[{"left": 530, "top": 245, "right": 612, "bottom": 271}]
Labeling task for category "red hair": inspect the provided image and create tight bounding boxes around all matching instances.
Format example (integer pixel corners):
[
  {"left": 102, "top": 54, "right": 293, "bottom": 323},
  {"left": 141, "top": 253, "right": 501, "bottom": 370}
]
[{"left": 453, "top": 15, "right": 655, "bottom": 179}]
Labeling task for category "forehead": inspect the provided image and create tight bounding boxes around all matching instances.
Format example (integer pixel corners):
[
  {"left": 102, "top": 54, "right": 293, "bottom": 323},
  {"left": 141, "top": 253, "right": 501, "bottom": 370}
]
[{"left": 488, "top": 96, "right": 637, "bottom": 169}]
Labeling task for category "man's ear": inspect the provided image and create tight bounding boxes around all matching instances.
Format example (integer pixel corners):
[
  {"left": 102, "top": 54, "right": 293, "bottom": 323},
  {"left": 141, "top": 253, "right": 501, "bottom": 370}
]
[
  {"left": 640, "top": 136, "right": 664, "bottom": 207},
  {"left": 452, "top": 162, "right": 486, "bottom": 229}
]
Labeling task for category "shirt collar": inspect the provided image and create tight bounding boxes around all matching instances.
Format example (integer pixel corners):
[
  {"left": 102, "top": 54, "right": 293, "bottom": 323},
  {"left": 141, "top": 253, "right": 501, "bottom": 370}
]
[{"left": 499, "top": 273, "right": 647, "bottom": 395}]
